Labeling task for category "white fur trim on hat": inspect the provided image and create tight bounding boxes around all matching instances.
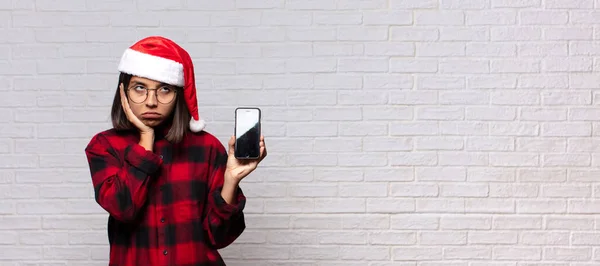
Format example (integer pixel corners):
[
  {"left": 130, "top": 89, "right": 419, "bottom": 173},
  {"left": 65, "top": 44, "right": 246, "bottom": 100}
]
[
  {"left": 118, "top": 48, "right": 184, "bottom": 87},
  {"left": 189, "top": 118, "right": 206, "bottom": 132}
]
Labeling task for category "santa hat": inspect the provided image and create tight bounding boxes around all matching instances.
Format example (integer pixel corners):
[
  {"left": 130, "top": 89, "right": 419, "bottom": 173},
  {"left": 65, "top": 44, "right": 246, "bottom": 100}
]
[{"left": 117, "top": 36, "right": 205, "bottom": 132}]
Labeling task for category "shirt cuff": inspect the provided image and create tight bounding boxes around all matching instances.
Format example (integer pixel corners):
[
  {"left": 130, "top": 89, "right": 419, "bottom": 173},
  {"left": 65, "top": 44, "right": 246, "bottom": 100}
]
[
  {"left": 124, "top": 144, "right": 162, "bottom": 174},
  {"left": 212, "top": 187, "right": 246, "bottom": 217}
]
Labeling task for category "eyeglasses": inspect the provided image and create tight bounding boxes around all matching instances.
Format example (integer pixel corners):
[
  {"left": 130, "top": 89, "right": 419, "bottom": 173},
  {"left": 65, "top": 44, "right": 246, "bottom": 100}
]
[{"left": 127, "top": 85, "right": 177, "bottom": 104}]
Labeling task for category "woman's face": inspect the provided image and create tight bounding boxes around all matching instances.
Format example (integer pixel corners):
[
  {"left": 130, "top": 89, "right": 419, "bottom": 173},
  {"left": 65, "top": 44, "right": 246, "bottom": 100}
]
[{"left": 124, "top": 76, "right": 178, "bottom": 128}]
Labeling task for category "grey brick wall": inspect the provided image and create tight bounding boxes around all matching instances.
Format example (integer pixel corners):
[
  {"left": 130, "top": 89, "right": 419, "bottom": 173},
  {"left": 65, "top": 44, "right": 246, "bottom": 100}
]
[{"left": 2, "top": 0, "right": 600, "bottom": 265}]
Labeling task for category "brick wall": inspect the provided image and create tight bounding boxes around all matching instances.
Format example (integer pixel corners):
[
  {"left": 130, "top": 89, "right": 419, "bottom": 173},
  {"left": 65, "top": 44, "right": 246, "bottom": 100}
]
[{"left": 2, "top": 0, "right": 600, "bottom": 265}]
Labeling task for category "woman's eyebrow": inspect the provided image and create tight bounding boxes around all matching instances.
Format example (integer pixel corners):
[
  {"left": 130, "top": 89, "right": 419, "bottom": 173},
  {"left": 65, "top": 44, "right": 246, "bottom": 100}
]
[
  {"left": 131, "top": 81, "right": 173, "bottom": 88},
  {"left": 131, "top": 81, "right": 147, "bottom": 87}
]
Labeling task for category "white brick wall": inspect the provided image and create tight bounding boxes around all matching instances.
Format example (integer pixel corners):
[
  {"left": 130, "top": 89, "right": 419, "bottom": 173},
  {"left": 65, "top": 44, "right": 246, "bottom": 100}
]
[{"left": 2, "top": 0, "right": 600, "bottom": 265}]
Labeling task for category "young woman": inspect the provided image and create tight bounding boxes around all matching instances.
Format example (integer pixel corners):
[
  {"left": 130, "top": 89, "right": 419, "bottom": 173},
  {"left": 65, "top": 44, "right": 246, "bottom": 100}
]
[{"left": 84, "top": 36, "right": 266, "bottom": 265}]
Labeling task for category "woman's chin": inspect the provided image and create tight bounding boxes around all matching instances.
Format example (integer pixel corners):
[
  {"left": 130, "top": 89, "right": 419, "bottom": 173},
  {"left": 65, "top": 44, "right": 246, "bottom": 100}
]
[{"left": 142, "top": 119, "right": 163, "bottom": 128}]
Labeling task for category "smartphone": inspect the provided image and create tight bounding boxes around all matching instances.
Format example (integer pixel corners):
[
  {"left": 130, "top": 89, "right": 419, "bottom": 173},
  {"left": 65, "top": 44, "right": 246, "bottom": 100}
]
[{"left": 234, "top": 107, "right": 261, "bottom": 160}]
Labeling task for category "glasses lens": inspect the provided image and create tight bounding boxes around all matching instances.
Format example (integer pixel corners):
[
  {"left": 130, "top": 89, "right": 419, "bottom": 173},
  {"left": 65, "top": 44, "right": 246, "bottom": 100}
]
[
  {"left": 157, "top": 89, "right": 176, "bottom": 104},
  {"left": 128, "top": 88, "right": 147, "bottom": 103}
]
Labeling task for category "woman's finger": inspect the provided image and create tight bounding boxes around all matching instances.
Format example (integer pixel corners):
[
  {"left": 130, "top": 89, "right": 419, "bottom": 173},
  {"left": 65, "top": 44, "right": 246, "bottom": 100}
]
[
  {"left": 120, "top": 84, "right": 130, "bottom": 118},
  {"left": 228, "top": 135, "right": 235, "bottom": 156},
  {"left": 120, "top": 85, "right": 143, "bottom": 129},
  {"left": 261, "top": 141, "right": 267, "bottom": 159}
]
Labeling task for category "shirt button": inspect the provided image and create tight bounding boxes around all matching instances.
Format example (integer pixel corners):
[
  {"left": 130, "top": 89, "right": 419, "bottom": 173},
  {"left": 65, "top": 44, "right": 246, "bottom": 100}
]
[
  {"left": 163, "top": 250, "right": 168, "bottom": 255},
  {"left": 159, "top": 155, "right": 163, "bottom": 159},
  {"left": 160, "top": 218, "right": 165, "bottom": 223}
]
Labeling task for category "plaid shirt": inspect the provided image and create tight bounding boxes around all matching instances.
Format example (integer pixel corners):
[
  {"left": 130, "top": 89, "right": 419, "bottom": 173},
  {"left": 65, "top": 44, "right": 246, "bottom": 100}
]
[{"left": 84, "top": 127, "right": 246, "bottom": 266}]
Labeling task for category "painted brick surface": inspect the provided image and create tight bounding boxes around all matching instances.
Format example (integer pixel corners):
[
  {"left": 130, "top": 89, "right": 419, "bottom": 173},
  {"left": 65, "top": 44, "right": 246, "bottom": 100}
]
[{"left": 2, "top": 0, "right": 600, "bottom": 265}]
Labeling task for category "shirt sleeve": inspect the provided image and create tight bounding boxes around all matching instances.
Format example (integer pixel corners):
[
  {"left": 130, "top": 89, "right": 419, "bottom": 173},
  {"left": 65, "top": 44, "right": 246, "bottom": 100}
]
[
  {"left": 84, "top": 133, "right": 162, "bottom": 222},
  {"left": 202, "top": 140, "right": 246, "bottom": 249}
]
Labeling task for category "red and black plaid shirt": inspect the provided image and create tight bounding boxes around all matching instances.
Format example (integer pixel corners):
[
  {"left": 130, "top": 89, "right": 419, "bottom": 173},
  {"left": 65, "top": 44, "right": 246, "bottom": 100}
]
[{"left": 84, "top": 127, "right": 246, "bottom": 266}]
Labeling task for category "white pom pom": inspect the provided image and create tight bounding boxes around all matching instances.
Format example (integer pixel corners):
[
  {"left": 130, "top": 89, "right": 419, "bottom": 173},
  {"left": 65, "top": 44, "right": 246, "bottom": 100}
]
[{"left": 189, "top": 118, "right": 206, "bottom": 132}]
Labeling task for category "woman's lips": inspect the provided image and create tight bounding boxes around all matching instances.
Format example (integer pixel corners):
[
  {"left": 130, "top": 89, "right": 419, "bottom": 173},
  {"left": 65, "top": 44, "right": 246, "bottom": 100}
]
[{"left": 141, "top": 112, "right": 161, "bottom": 119}]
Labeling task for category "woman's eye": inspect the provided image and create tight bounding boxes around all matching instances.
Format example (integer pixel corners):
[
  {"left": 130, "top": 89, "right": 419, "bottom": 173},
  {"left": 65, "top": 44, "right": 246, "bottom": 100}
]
[
  {"left": 134, "top": 86, "right": 146, "bottom": 91},
  {"left": 160, "top": 87, "right": 171, "bottom": 93}
]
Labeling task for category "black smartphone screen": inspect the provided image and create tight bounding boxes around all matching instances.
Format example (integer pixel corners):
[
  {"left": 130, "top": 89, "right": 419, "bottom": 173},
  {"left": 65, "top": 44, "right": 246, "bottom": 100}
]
[{"left": 234, "top": 107, "right": 261, "bottom": 159}]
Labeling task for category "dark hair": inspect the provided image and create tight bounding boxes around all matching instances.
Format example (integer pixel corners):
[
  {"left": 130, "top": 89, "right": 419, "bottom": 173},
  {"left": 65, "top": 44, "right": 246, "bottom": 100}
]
[{"left": 110, "top": 72, "right": 190, "bottom": 143}]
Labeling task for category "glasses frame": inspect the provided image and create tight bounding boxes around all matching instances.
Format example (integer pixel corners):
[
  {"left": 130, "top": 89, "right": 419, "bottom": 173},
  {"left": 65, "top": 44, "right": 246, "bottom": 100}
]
[{"left": 126, "top": 86, "right": 177, "bottom": 104}]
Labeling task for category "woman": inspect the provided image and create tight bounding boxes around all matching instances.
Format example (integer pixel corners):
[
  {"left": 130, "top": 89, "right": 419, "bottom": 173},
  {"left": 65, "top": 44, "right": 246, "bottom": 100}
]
[{"left": 84, "top": 36, "right": 267, "bottom": 265}]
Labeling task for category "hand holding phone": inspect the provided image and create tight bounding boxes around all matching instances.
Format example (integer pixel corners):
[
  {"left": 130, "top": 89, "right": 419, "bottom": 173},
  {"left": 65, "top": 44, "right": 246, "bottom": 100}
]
[{"left": 234, "top": 107, "right": 261, "bottom": 160}]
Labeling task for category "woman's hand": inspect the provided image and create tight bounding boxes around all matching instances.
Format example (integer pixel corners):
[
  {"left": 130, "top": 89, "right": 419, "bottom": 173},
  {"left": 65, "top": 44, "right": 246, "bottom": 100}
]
[
  {"left": 224, "top": 135, "right": 267, "bottom": 186},
  {"left": 120, "top": 84, "right": 153, "bottom": 134},
  {"left": 120, "top": 84, "right": 154, "bottom": 151}
]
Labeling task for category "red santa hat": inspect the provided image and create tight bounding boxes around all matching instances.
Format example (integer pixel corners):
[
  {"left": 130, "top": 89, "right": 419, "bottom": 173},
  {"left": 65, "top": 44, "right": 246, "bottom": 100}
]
[{"left": 117, "top": 36, "right": 205, "bottom": 132}]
